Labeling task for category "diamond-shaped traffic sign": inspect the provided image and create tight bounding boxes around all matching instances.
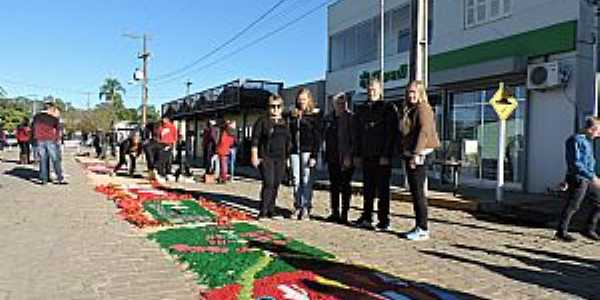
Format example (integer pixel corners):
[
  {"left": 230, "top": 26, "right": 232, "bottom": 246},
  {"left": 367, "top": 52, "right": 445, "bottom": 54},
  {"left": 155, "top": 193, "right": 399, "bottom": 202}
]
[{"left": 489, "top": 82, "right": 518, "bottom": 120}]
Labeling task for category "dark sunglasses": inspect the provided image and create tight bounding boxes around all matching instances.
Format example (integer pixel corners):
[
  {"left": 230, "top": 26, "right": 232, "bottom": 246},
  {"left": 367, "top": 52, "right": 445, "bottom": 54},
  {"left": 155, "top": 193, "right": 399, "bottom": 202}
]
[{"left": 269, "top": 104, "right": 282, "bottom": 109}]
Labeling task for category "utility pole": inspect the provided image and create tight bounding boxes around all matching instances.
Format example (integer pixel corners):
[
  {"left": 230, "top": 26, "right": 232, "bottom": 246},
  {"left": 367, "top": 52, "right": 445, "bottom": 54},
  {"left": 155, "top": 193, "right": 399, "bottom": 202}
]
[
  {"left": 380, "top": 0, "right": 385, "bottom": 100},
  {"left": 139, "top": 34, "right": 150, "bottom": 126},
  {"left": 125, "top": 33, "right": 150, "bottom": 125},
  {"left": 409, "top": 0, "right": 429, "bottom": 85},
  {"left": 85, "top": 92, "right": 91, "bottom": 110},
  {"left": 186, "top": 80, "right": 193, "bottom": 96}
]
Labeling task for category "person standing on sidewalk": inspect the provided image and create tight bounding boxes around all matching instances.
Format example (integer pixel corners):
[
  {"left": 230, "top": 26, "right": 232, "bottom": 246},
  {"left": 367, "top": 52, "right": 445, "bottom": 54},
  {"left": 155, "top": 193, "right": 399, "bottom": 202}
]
[
  {"left": 112, "top": 131, "right": 142, "bottom": 177},
  {"left": 352, "top": 78, "right": 399, "bottom": 231},
  {"left": 399, "top": 80, "right": 440, "bottom": 241},
  {"left": 15, "top": 117, "right": 32, "bottom": 164},
  {"left": 217, "top": 120, "right": 236, "bottom": 183},
  {"left": 323, "top": 93, "right": 354, "bottom": 224},
  {"left": 289, "top": 88, "right": 321, "bottom": 220},
  {"left": 555, "top": 117, "right": 600, "bottom": 242},
  {"left": 251, "top": 95, "right": 291, "bottom": 220},
  {"left": 228, "top": 120, "right": 238, "bottom": 182},
  {"left": 156, "top": 112, "right": 178, "bottom": 182},
  {"left": 32, "top": 101, "right": 66, "bottom": 185},
  {"left": 202, "top": 120, "right": 218, "bottom": 174}
]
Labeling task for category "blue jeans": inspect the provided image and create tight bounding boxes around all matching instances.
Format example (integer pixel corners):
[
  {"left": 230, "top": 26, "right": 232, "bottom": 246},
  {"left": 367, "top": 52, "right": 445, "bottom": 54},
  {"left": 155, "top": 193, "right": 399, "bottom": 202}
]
[
  {"left": 291, "top": 152, "right": 314, "bottom": 209},
  {"left": 229, "top": 148, "right": 236, "bottom": 180},
  {"left": 37, "top": 141, "right": 63, "bottom": 183}
]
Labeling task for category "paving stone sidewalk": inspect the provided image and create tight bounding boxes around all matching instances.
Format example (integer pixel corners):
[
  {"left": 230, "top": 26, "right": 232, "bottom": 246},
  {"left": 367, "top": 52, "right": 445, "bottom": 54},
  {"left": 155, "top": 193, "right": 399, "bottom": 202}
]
[
  {"left": 2, "top": 148, "right": 599, "bottom": 300},
  {"left": 0, "top": 150, "right": 197, "bottom": 300},
  {"left": 164, "top": 170, "right": 600, "bottom": 300}
]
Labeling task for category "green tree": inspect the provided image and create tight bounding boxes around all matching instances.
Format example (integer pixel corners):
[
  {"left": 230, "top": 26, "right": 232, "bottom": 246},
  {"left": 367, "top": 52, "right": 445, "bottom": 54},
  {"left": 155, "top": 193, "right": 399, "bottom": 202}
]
[
  {"left": 99, "top": 78, "right": 126, "bottom": 105},
  {"left": 0, "top": 86, "right": 6, "bottom": 98}
]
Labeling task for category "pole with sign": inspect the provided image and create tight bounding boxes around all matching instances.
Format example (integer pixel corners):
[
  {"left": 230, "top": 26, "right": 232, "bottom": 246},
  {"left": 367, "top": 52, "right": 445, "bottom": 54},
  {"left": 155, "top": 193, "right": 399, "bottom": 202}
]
[{"left": 489, "top": 82, "right": 519, "bottom": 202}]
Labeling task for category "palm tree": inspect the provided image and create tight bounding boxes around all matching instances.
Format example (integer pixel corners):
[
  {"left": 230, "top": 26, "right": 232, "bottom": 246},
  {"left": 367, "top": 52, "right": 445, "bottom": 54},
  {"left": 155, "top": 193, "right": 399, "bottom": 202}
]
[{"left": 99, "top": 78, "right": 125, "bottom": 104}]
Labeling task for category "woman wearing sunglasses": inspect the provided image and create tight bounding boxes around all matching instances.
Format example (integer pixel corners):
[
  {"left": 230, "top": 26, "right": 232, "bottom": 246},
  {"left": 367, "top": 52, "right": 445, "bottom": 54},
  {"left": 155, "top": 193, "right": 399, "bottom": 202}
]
[{"left": 251, "top": 95, "right": 292, "bottom": 219}]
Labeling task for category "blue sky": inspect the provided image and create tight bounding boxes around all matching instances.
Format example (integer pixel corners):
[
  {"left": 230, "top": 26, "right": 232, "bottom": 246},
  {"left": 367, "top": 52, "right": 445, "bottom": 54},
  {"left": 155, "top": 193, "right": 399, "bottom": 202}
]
[{"left": 0, "top": 0, "right": 329, "bottom": 109}]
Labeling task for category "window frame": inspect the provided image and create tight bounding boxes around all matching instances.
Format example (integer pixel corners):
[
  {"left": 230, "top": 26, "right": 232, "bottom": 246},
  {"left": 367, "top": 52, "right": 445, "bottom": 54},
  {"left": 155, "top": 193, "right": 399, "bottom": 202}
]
[{"left": 465, "top": 0, "right": 512, "bottom": 29}]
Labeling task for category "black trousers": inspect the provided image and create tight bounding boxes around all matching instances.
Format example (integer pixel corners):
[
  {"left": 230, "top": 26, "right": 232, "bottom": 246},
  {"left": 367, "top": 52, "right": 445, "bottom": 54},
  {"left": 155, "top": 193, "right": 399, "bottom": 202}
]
[
  {"left": 557, "top": 176, "right": 600, "bottom": 234},
  {"left": 406, "top": 160, "right": 428, "bottom": 230},
  {"left": 259, "top": 157, "right": 286, "bottom": 216},
  {"left": 114, "top": 153, "right": 137, "bottom": 175},
  {"left": 328, "top": 163, "right": 354, "bottom": 218},
  {"left": 361, "top": 159, "right": 391, "bottom": 225},
  {"left": 18, "top": 142, "right": 30, "bottom": 159},
  {"left": 157, "top": 145, "right": 173, "bottom": 177},
  {"left": 143, "top": 140, "right": 162, "bottom": 171}
]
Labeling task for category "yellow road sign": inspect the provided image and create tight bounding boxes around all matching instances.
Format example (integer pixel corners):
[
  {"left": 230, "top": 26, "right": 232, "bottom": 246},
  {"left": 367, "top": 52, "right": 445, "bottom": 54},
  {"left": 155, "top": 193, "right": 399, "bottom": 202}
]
[{"left": 489, "top": 82, "right": 518, "bottom": 120}]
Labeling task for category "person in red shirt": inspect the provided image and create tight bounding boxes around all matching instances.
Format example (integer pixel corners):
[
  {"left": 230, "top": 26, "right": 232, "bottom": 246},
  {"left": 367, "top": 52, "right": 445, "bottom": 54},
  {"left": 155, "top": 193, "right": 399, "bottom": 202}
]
[
  {"left": 156, "top": 111, "right": 178, "bottom": 180},
  {"left": 216, "top": 120, "right": 236, "bottom": 183},
  {"left": 15, "top": 117, "right": 32, "bottom": 164}
]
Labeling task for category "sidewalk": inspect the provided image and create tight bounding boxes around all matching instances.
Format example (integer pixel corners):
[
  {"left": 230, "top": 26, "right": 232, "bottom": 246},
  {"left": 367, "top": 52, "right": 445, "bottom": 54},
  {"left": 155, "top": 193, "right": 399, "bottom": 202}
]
[
  {"left": 0, "top": 150, "right": 197, "bottom": 300},
  {"left": 160, "top": 165, "right": 600, "bottom": 299}
]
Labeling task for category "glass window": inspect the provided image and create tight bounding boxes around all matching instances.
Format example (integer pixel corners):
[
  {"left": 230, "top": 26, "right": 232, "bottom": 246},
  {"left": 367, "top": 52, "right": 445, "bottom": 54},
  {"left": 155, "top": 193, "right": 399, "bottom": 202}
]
[
  {"left": 328, "top": 3, "right": 420, "bottom": 72},
  {"left": 448, "top": 85, "right": 527, "bottom": 184},
  {"left": 465, "top": 0, "right": 512, "bottom": 28}
]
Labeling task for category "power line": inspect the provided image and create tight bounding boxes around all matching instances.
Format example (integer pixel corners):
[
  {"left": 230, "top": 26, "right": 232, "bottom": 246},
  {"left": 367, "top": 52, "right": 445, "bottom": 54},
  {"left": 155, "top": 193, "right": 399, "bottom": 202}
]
[
  {"left": 0, "top": 76, "right": 90, "bottom": 96},
  {"left": 151, "top": 0, "right": 332, "bottom": 88},
  {"left": 152, "top": 0, "right": 290, "bottom": 82}
]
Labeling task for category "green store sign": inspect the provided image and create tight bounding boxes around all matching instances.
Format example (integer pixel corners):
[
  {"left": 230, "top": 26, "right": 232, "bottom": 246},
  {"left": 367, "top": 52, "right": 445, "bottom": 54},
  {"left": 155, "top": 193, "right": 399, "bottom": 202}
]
[{"left": 358, "top": 64, "right": 408, "bottom": 89}]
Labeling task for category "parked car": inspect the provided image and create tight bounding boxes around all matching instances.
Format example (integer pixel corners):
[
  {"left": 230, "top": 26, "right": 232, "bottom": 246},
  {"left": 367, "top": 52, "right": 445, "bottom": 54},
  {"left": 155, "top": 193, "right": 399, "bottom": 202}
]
[{"left": 5, "top": 133, "right": 17, "bottom": 147}]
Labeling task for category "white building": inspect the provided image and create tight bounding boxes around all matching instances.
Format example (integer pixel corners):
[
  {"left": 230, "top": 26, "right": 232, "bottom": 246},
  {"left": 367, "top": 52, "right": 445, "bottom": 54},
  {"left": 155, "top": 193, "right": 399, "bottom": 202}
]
[{"left": 327, "top": 0, "right": 596, "bottom": 193}]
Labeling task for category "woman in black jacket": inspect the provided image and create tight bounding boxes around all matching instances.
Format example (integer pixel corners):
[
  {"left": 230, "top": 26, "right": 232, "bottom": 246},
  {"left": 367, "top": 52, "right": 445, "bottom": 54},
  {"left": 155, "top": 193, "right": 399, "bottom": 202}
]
[
  {"left": 288, "top": 88, "right": 321, "bottom": 220},
  {"left": 251, "top": 95, "right": 292, "bottom": 220}
]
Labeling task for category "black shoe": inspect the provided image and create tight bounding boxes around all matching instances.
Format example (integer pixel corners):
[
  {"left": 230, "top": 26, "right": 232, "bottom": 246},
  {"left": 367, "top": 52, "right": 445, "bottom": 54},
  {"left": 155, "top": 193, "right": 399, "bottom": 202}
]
[
  {"left": 54, "top": 180, "right": 68, "bottom": 185},
  {"left": 325, "top": 214, "right": 340, "bottom": 223},
  {"left": 375, "top": 223, "right": 392, "bottom": 232},
  {"left": 353, "top": 217, "right": 374, "bottom": 230},
  {"left": 583, "top": 230, "right": 600, "bottom": 241},
  {"left": 555, "top": 232, "right": 576, "bottom": 242},
  {"left": 297, "top": 209, "right": 305, "bottom": 221}
]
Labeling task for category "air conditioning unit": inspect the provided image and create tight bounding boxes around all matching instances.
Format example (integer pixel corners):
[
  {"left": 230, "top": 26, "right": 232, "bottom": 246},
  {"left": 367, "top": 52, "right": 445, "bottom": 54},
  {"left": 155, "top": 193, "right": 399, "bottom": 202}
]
[{"left": 527, "top": 61, "right": 562, "bottom": 90}]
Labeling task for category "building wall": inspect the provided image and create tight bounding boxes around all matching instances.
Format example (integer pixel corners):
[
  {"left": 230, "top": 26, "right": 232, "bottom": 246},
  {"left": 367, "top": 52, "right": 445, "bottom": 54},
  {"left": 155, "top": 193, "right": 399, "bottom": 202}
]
[
  {"left": 432, "top": 0, "right": 579, "bottom": 55},
  {"left": 327, "top": 0, "right": 579, "bottom": 97},
  {"left": 327, "top": 0, "right": 586, "bottom": 194}
]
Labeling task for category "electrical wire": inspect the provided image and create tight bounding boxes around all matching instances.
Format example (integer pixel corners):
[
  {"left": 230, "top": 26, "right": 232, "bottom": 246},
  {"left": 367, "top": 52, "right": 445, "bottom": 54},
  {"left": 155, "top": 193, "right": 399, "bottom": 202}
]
[
  {"left": 151, "top": 0, "right": 290, "bottom": 82},
  {"left": 151, "top": 0, "right": 332, "bottom": 88}
]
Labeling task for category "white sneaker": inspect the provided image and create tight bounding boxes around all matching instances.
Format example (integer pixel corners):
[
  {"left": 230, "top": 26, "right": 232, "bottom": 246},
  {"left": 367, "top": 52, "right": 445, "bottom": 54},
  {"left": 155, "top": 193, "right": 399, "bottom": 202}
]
[
  {"left": 167, "top": 175, "right": 176, "bottom": 182},
  {"left": 405, "top": 227, "right": 430, "bottom": 241},
  {"left": 155, "top": 175, "right": 166, "bottom": 184}
]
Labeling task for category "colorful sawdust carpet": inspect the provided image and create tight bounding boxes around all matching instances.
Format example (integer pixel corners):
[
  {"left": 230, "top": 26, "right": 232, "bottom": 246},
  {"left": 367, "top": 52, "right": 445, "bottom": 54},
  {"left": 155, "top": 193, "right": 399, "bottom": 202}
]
[{"left": 149, "top": 224, "right": 460, "bottom": 300}]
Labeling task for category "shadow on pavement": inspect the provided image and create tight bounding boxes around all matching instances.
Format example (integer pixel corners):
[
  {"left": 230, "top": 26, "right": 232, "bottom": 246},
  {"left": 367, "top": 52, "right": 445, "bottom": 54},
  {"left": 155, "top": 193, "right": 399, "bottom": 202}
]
[
  {"left": 248, "top": 239, "right": 489, "bottom": 300},
  {"left": 190, "top": 190, "right": 294, "bottom": 218},
  {"left": 420, "top": 244, "right": 600, "bottom": 299},
  {"left": 3, "top": 167, "right": 40, "bottom": 183}
]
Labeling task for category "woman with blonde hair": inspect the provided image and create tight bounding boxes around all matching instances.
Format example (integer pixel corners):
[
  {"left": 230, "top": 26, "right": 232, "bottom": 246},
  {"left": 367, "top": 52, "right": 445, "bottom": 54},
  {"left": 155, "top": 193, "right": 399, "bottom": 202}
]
[
  {"left": 288, "top": 88, "right": 322, "bottom": 220},
  {"left": 399, "top": 80, "right": 440, "bottom": 241}
]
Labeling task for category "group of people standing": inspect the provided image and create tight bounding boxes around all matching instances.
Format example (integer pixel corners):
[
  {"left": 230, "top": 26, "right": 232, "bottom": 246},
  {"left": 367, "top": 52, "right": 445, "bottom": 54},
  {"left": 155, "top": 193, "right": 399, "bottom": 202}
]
[
  {"left": 202, "top": 119, "right": 238, "bottom": 183},
  {"left": 8, "top": 101, "right": 67, "bottom": 185},
  {"left": 251, "top": 78, "right": 440, "bottom": 241}
]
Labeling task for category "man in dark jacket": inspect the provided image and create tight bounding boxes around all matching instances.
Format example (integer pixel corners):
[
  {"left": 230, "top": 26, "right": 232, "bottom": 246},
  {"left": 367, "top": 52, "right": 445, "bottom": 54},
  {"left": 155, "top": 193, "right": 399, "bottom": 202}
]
[
  {"left": 352, "top": 78, "right": 398, "bottom": 231},
  {"left": 112, "top": 131, "right": 142, "bottom": 176},
  {"left": 32, "top": 102, "right": 66, "bottom": 185},
  {"left": 323, "top": 93, "right": 355, "bottom": 224},
  {"left": 556, "top": 117, "right": 600, "bottom": 242}
]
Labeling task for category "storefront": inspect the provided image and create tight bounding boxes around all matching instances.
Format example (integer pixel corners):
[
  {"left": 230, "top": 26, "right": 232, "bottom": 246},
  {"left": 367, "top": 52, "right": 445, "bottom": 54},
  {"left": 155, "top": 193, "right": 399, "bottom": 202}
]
[
  {"left": 327, "top": 0, "right": 592, "bottom": 193},
  {"left": 161, "top": 79, "right": 283, "bottom": 166}
]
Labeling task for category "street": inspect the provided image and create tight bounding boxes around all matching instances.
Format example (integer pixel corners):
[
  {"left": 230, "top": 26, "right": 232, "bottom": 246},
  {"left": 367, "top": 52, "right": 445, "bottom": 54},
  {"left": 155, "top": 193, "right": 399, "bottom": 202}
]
[{"left": 0, "top": 148, "right": 598, "bottom": 299}]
